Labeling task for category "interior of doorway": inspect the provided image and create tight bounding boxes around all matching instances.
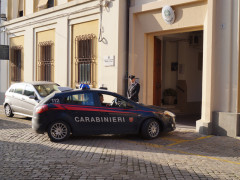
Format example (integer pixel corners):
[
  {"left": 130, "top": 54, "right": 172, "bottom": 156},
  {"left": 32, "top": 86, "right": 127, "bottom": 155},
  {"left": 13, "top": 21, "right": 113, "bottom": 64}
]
[{"left": 154, "top": 30, "right": 203, "bottom": 127}]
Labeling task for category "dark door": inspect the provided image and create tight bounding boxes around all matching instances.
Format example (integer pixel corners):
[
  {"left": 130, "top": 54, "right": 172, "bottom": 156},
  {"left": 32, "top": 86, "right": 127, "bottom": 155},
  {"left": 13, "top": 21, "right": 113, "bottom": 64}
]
[{"left": 153, "top": 37, "right": 162, "bottom": 106}]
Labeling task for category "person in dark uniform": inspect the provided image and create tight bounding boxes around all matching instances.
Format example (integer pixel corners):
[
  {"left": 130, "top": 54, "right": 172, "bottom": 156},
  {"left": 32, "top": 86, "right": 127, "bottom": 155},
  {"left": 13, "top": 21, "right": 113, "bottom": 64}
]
[
  {"left": 127, "top": 75, "right": 140, "bottom": 102},
  {"left": 98, "top": 93, "right": 106, "bottom": 106}
]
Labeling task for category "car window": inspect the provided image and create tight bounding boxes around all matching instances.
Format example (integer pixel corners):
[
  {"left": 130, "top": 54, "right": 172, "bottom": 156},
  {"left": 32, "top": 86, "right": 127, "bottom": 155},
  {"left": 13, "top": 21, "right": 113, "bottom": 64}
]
[
  {"left": 9, "top": 87, "right": 15, "bottom": 92},
  {"left": 34, "top": 84, "right": 59, "bottom": 97},
  {"left": 64, "top": 92, "right": 94, "bottom": 106},
  {"left": 14, "top": 84, "right": 24, "bottom": 95},
  {"left": 99, "top": 93, "right": 134, "bottom": 109},
  {"left": 24, "top": 85, "right": 35, "bottom": 97}
]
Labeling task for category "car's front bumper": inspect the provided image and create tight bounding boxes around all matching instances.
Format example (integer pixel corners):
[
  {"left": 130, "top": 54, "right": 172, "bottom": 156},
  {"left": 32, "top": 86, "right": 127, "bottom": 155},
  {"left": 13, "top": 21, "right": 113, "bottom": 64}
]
[{"left": 162, "top": 116, "right": 176, "bottom": 132}]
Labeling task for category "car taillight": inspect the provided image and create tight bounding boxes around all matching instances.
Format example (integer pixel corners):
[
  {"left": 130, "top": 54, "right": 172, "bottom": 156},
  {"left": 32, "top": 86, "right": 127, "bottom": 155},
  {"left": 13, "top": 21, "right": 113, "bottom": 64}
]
[{"left": 36, "top": 105, "right": 48, "bottom": 114}]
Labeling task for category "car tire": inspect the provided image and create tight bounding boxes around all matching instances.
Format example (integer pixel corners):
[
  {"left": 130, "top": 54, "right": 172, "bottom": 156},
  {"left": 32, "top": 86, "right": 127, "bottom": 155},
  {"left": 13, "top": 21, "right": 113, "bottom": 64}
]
[
  {"left": 141, "top": 119, "right": 160, "bottom": 139},
  {"left": 47, "top": 121, "right": 71, "bottom": 142},
  {"left": 4, "top": 104, "right": 14, "bottom": 117}
]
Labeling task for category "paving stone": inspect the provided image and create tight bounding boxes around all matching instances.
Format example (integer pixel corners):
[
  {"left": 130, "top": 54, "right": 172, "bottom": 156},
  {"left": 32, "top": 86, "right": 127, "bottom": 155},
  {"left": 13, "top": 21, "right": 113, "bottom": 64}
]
[{"left": 0, "top": 106, "right": 240, "bottom": 180}]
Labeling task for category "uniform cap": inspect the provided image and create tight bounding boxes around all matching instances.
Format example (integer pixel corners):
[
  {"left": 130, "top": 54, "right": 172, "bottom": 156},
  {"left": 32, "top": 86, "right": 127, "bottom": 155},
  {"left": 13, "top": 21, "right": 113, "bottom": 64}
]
[{"left": 129, "top": 75, "right": 135, "bottom": 80}]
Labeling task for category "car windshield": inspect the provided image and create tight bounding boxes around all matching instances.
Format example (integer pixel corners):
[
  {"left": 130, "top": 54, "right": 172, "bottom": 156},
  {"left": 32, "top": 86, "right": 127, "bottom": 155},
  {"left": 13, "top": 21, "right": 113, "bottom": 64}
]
[{"left": 34, "top": 84, "right": 59, "bottom": 97}]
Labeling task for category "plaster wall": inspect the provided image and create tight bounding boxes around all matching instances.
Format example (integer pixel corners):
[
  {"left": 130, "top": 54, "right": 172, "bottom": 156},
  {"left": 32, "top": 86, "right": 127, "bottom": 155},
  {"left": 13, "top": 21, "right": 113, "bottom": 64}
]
[
  {"left": 116, "top": 0, "right": 127, "bottom": 95},
  {"left": 0, "top": 60, "right": 8, "bottom": 104},
  {"left": 163, "top": 41, "right": 177, "bottom": 91},
  {"left": 212, "top": 0, "right": 239, "bottom": 113},
  {"left": 178, "top": 41, "right": 202, "bottom": 102},
  {"left": 162, "top": 38, "right": 202, "bottom": 103},
  {"left": 0, "top": 0, "right": 7, "bottom": 15},
  {"left": 0, "top": 0, "right": 8, "bottom": 104},
  {"left": 98, "top": 0, "right": 126, "bottom": 94},
  {"left": 57, "top": 0, "right": 68, "bottom": 6},
  {"left": 23, "top": 28, "right": 34, "bottom": 82},
  {"left": 25, "top": 0, "right": 34, "bottom": 15},
  {"left": 55, "top": 17, "right": 68, "bottom": 86},
  {"left": 130, "top": 0, "right": 157, "bottom": 7}
]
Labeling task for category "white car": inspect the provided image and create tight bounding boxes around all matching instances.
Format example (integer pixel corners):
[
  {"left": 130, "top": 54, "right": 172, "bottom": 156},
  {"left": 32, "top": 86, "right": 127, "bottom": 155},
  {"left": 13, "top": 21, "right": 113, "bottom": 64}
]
[{"left": 3, "top": 81, "right": 59, "bottom": 118}]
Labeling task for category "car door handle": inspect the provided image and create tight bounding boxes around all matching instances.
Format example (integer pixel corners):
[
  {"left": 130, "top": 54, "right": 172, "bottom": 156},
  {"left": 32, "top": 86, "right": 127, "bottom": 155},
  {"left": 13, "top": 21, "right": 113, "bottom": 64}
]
[{"left": 22, "top": 98, "right": 25, "bottom": 100}]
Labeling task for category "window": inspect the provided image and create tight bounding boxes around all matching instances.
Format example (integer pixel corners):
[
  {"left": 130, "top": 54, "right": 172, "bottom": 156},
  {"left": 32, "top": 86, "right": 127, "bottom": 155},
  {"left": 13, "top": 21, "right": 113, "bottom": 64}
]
[
  {"left": 14, "top": 84, "right": 24, "bottom": 95},
  {"left": 9, "top": 88, "right": 15, "bottom": 93},
  {"left": 11, "top": 46, "right": 23, "bottom": 82},
  {"left": 9, "top": 85, "right": 16, "bottom": 93},
  {"left": 99, "top": 93, "right": 134, "bottom": 109},
  {"left": 24, "top": 85, "right": 35, "bottom": 97},
  {"left": 75, "top": 34, "right": 96, "bottom": 86},
  {"left": 65, "top": 93, "right": 94, "bottom": 106},
  {"left": 37, "top": 41, "right": 54, "bottom": 82},
  {"left": 34, "top": 84, "right": 58, "bottom": 97}
]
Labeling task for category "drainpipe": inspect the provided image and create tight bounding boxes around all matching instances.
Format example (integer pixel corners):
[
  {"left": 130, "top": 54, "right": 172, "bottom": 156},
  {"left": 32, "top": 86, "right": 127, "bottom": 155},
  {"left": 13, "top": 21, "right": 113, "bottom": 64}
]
[
  {"left": 124, "top": 0, "right": 130, "bottom": 97},
  {"left": 0, "top": 0, "right": 1, "bottom": 37},
  {"left": 0, "top": 0, "right": 1, "bottom": 26},
  {"left": 238, "top": 0, "right": 240, "bottom": 113}
]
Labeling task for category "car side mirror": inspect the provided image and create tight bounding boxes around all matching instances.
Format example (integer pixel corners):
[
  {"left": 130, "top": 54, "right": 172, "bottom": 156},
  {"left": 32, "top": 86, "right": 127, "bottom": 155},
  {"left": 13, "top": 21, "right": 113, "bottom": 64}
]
[
  {"left": 29, "top": 95, "right": 35, "bottom": 99},
  {"left": 120, "top": 103, "right": 131, "bottom": 109}
]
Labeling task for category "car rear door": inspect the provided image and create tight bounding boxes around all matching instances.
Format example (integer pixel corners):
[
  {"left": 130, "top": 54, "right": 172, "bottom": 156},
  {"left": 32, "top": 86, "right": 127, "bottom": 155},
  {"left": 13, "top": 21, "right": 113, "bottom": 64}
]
[
  {"left": 11, "top": 83, "right": 25, "bottom": 114},
  {"left": 62, "top": 91, "right": 102, "bottom": 135},
  {"left": 5, "top": 85, "right": 16, "bottom": 111},
  {"left": 21, "top": 84, "right": 39, "bottom": 116}
]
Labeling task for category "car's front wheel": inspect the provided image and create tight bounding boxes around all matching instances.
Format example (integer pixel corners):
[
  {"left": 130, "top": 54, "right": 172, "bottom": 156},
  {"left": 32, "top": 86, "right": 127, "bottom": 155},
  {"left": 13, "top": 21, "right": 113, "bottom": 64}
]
[
  {"left": 47, "top": 121, "right": 71, "bottom": 142},
  {"left": 141, "top": 119, "right": 160, "bottom": 139},
  {"left": 4, "top": 104, "right": 14, "bottom": 117}
]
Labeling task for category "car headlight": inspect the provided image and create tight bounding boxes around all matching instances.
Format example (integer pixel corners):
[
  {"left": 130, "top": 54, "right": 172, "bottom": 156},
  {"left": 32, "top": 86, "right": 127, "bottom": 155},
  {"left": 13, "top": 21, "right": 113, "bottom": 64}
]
[{"left": 163, "top": 110, "right": 175, "bottom": 117}]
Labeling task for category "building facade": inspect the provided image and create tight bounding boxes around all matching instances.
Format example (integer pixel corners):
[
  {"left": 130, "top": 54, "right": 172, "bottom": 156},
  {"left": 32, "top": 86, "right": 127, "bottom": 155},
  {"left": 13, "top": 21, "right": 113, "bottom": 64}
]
[
  {"left": 0, "top": 0, "right": 127, "bottom": 102},
  {"left": 0, "top": 0, "right": 240, "bottom": 137},
  {"left": 129, "top": 0, "right": 240, "bottom": 137}
]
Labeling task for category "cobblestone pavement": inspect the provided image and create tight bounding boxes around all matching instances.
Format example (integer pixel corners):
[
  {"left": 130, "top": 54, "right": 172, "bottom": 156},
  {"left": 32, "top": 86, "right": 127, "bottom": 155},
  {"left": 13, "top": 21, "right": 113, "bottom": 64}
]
[{"left": 0, "top": 106, "right": 240, "bottom": 180}]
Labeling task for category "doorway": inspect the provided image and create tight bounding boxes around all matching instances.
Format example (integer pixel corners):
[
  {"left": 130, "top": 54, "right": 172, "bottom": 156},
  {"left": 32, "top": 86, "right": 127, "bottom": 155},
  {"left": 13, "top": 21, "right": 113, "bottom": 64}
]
[{"left": 153, "top": 31, "right": 203, "bottom": 127}]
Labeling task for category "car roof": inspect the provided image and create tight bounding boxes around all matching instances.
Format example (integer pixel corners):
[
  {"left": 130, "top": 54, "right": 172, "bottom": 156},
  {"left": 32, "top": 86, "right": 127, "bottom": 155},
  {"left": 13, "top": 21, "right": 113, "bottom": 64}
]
[
  {"left": 11, "top": 81, "right": 58, "bottom": 86},
  {"left": 54, "top": 89, "right": 119, "bottom": 96}
]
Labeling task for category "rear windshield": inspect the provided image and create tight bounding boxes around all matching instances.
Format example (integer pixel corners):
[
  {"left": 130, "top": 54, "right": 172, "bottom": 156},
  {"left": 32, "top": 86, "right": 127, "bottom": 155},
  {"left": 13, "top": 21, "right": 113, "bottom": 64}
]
[{"left": 34, "top": 84, "right": 59, "bottom": 97}]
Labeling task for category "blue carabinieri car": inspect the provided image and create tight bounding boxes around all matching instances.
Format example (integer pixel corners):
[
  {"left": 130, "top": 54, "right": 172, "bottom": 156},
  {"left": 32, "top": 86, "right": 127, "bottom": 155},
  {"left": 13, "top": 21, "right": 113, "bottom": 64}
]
[{"left": 32, "top": 86, "right": 176, "bottom": 142}]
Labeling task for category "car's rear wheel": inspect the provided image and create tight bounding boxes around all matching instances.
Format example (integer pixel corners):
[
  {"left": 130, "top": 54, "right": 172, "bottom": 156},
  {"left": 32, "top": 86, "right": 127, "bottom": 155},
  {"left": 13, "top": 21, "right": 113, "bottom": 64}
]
[
  {"left": 141, "top": 119, "right": 160, "bottom": 139},
  {"left": 47, "top": 121, "right": 70, "bottom": 142},
  {"left": 4, "top": 104, "right": 14, "bottom": 117}
]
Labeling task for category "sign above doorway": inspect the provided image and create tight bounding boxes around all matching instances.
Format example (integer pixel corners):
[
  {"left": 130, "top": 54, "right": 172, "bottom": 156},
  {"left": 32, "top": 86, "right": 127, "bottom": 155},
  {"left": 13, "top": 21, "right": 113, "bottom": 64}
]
[{"left": 162, "top": 6, "right": 175, "bottom": 25}]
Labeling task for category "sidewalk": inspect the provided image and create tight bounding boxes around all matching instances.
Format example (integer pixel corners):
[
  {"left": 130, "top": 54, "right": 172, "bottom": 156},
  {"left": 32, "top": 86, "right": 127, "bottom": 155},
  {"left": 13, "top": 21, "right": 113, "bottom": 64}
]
[{"left": 0, "top": 106, "right": 239, "bottom": 180}]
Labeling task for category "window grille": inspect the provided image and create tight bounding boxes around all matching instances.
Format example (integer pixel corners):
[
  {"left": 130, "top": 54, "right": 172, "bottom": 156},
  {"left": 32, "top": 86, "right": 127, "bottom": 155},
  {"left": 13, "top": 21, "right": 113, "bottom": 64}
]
[
  {"left": 75, "top": 34, "right": 96, "bottom": 86},
  {"left": 11, "top": 46, "right": 23, "bottom": 82},
  {"left": 37, "top": 41, "right": 54, "bottom": 82}
]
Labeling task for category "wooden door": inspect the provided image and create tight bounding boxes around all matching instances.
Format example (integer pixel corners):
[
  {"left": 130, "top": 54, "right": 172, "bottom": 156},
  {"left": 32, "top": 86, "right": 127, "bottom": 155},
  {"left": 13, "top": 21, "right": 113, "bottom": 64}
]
[{"left": 153, "top": 37, "right": 162, "bottom": 106}]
